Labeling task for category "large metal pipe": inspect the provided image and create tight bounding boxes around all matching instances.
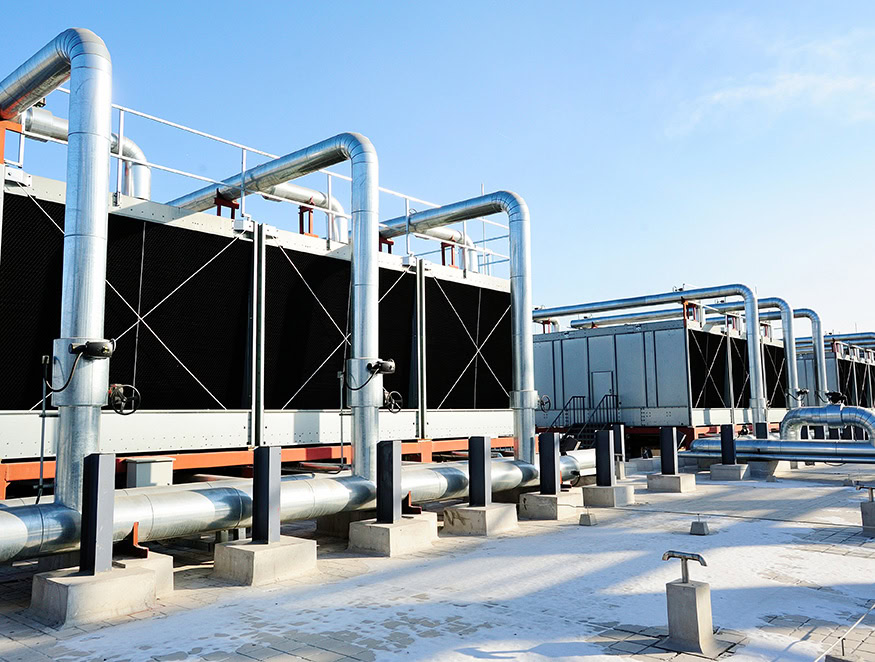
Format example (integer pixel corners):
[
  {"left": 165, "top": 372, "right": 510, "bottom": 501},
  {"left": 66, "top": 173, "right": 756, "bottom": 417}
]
[
  {"left": 690, "top": 437, "right": 875, "bottom": 454},
  {"left": 797, "top": 332, "right": 875, "bottom": 345},
  {"left": 380, "top": 192, "right": 537, "bottom": 463},
  {"left": 779, "top": 404, "right": 875, "bottom": 443},
  {"left": 570, "top": 297, "right": 799, "bottom": 407},
  {"left": 0, "top": 452, "right": 593, "bottom": 563},
  {"left": 535, "top": 285, "right": 768, "bottom": 423},
  {"left": 167, "top": 133, "right": 380, "bottom": 480},
  {"left": 683, "top": 451, "right": 875, "bottom": 464},
  {"left": 0, "top": 29, "right": 113, "bottom": 511},
  {"left": 21, "top": 107, "right": 151, "bottom": 199}
]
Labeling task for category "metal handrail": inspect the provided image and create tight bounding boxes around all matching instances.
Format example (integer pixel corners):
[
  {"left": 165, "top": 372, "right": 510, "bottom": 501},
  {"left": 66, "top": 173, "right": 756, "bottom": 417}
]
[
  {"left": 813, "top": 601, "right": 875, "bottom": 661},
  {"left": 549, "top": 395, "right": 587, "bottom": 429}
]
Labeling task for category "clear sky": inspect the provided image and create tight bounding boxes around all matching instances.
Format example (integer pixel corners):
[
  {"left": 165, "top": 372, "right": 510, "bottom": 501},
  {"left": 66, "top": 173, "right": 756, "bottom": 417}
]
[{"left": 5, "top": 2, "right": 875, "bottom": 335}]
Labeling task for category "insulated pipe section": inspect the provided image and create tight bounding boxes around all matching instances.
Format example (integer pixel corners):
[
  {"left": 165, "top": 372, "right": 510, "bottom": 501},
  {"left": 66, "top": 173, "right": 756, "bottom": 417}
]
[
  {"left": 0, "top": 453, "right": 593, "bottom": 562},
  {"left": 260, "top": 181, "right": 348, "bottom": 242},
  {"left": 536, "top": 285, "right": 768, "bottom": 423},
  {"left": 779, "top": 404, "right": 875, "bottom": 443},
  {"left": 21, "top": 107, "right": 151, "bottom": 199},
  {"left": 0, "top": 29, "right": 113, "bottom": 511},
  {"left": 381, "top": 192, "right": 537, "bottom": 463},
  {"left": 689, "top": 438, "right": 875, "bottom": 455},
  {"left": 167, "top": 133, "right": 380, "bottom": 481}
]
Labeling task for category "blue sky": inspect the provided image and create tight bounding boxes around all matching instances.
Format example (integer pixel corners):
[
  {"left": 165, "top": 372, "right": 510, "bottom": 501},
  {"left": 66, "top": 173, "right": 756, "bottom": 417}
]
[{"left": 5, "top": 2, "right": 875, "bottom": 334}]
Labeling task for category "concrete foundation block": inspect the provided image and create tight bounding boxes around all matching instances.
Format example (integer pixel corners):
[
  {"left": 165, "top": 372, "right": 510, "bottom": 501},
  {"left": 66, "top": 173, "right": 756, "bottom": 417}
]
[
  {"left": 647, "top": 473, "right": 697, "bottom": 493},
  {"left": 626, "top": 457, "right": 661, "bottom": 474},
  {"left": 690, "top": 521, "right": 710, "bottom": 536},
  {"left": 315, "top": 509, "right": 376, "bottom": 539},
  {"left": 348, "top": 515, "right": 438, "bottom": 557},
  {"left": 519, "top": 488, "right": 583, "bottom": 520},
  {"left": 709, "top": 464, "right": 750, "bottom": 481},
  {"left": 861, "top": 501, "right": 875, "bottom": 537},
  {"left": 660, "top": 580, "right": 732, "bottom": 658},
  {"left": 113, "top": 553, "right": 174, "bottom": 598},
  {"left": 615, "top": 462, "right": 626, "bottom": 481},
  {"left": 442, "top": 503, "right": 518, "bottom": 536},
  {"left": 213, "top": 536, "right": 317, "bottom": 586},
  {"left": 582, "top": 484, "right": 635, "bottom": 508},
  {"left": 579, "top": 512, "right": 598, "bottom": 526},
  {"left": 30, "top": 566, "right": 157, "bottom": 627},
  {"left": 748, "top": 460, "right": 793, "bottom": 478}
]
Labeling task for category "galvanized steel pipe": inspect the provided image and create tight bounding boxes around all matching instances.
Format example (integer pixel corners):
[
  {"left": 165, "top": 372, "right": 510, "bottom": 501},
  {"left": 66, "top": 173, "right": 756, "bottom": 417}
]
[
  {"left": 779, "top": 404, "right": 875, "bottom": 443},
  {"left": 381, "top": 192, "right": 537, "bottom": 463},
  {"left": 167, "top": 134, "right": 380, "bottom": 481},
  {"left": 536, "top": 285, "right": 768, "bottom": 423},
  {"left": 0, "top": 29, "right": 113, "bottom": 511},
  {"left": 0, "top": 453, "right": 593, "bottom": 562},
  {"left": 21, "top": 107, "right": 151, "bottom": 199}
]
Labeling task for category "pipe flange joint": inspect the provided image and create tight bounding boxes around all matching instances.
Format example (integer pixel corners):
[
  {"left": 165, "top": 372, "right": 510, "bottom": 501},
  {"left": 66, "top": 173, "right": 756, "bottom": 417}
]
[
  {"left": 346, "top": 357, "right": 383, "bottom": 408},
  {"left": 511, "top": 390, "right": 539, "bottom": 411},
  {"left": 50, "top": 338, "right": 110, "bottom": 407}
]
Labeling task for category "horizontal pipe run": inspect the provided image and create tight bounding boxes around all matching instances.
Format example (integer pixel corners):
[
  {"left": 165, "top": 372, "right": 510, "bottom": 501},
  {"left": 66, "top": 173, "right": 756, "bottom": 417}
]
[
  {"left": 779, "top": 405, "right": 875, "bottom": 445},
  {"left": 681, "top": 451, "right": 875, "bottom": 465},
  {"left": 0, "top": 452, "right": 594, "bottom": 563},
  {"left": 689, "top": 438, "right": 875, "bottom": 455}
]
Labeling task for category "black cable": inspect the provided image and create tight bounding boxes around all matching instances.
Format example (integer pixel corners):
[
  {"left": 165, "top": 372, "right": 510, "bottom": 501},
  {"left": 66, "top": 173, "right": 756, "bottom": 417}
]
[
  {"left": 43, "top": 352, "right": 83, "bottom": 393},
  {"left": 343, "top": 369, "right": 378, "bottom": 392}
]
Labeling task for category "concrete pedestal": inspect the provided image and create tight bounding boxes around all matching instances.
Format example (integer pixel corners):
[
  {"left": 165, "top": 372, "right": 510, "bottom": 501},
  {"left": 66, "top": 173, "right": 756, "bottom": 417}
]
[
  {"left": 443, "top": 503, "right": 518, "bottom": 536},
  {"left": 709, "top": 464, "right": 750, "bottom": 481},
  {"left": 214, "top": 536, "right": 317, "bottom": 586},
  {"left": 579, "top": 512, "right": 598, "bottom": 526},
  {"left": 582, "top": 484, "right": 635, "bottom": 507},
  {"left": 315, "top": 510, "right": 376, "bottom": 539},
  {"left": 348, "top": 513, "right": 438, "bottom": 557},
  {"left": 519, "top": 488, "right": 583, "bottom": 520},
  {"left": 31, "top": 566, "right": 157, "bottom": 627},
  {"left": 660, "top": 580, "right": 732, "bottom": 658},
  {"left": 690, "top": 521, "right": 710, "bottom": 536},
  {"left": 615, "top": 462, "right": 626, "bottom": 481},
  {"left": 748, "top": 460, "right": 794, "bottom": 478},
  {"left": 113, "top": 553, "right": 174, "bottom": 598},
  {"left": 647, "top": 473, "right": 696, "bottom": 493},
  {"left": 861, "top": 501, "right": 875, "bottom": 537},
  {"left": 625, "top": 457, "right": 661, "bottom": 474}
]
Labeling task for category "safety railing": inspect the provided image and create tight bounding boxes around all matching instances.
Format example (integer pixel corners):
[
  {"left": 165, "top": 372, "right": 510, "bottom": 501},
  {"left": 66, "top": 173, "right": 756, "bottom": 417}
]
[
  {"left": 5, "top": 87, "right": 511, "bottom": 277},
  {"left": 548, "top": 395, "right": 587, "bottom": 430}
]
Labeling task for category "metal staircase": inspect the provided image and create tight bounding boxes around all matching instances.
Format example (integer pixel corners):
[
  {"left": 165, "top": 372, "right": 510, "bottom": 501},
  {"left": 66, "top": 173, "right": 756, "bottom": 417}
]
[{"left": 549, "top": 394, "right": 622, "bottom": 449}]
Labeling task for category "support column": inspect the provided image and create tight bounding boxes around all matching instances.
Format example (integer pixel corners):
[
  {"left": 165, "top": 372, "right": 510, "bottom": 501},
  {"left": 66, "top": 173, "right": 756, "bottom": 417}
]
[
  {"left": 660, "top": 427, "right": 678, "bottom": 475},
  {"left": 710, "top": 424, "right": 749, "bottom": 481},
  {"left": 649, "top": 427, "right": 696, "bottom": 492},
  {"left": 538, "top": 432, "right": 561, "bottom": 495},
  {"left": 415, "top": 258, "right": 427, "bottom": 439},
  {"left": 584, "top": 430, "right": 635, "bottom": 507},
  {"left": 252, "top": 446, "right": 280, "bottom": 544},
  {"left": 250, "top": 223, "right": 266, "bottom": 447},
  {"left": 720, "top": 424, "right": 736, "bottom": 466},
  {"left": 377, "top": 439, "right": 402, "bottom": 524},
  {"left": 79, "top": 453, "right": 115, "bottom": 575}
]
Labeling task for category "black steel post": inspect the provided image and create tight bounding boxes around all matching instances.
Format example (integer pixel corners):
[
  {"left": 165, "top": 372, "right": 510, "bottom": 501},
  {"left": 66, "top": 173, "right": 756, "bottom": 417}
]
[
  {"left": 612, "top": 423, "right": 626, "bottom": 463},
  {"left": 720, "top": 424, "right": 736, "bottom": 465},
  {"left": 538, "top": 432, "right": 561, "bottom": 495},
  {"left": 377, "top": 440, "right": 402, "bottom": 523},
  {"left": 754, "top": 422, "right": 768, "bottom": 440},
  {"left": 79, "top": 453, "right": 116, "bottom": 575},
  {"left": 595, "top": 429, "right": 616, "bottom": 487},
  {"left": 252, "top": 445, "right": 281, "bottom": 543},
  {"left": 468, "top": 436, "right": 492, "bottom": 507},
  {"left": 660, "top": 427, "right": 678, "bottom": 476}
]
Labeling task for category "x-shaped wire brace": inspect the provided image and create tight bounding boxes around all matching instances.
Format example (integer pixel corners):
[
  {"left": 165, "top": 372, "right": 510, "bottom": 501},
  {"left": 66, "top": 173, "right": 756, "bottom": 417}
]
[{"left": 662, "top": 550, "right": 707, "bottom": 583}]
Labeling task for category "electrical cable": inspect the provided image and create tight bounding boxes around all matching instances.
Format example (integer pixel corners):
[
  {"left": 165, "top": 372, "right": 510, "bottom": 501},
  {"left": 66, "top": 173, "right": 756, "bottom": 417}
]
[{"left": 43, "top": 352, "right": 82, "bottom": 393}]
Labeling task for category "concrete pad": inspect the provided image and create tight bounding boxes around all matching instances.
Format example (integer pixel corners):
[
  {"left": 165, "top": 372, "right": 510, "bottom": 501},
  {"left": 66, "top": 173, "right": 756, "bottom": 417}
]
[
  {"left": 442, "top": 503, "right": 518, "bottom": 536},
  {"left": 748, "top": 460, "right": 794, "bottom": 478},
  {"left": 582, "top": 484, "right": 635, "bottom": 507},
  {"left": 315, "top": 509, "right": 376, "bottom": 539},
  {"left": 578, "top": 512, "right": 598, "bottom": 526},
  {"left": 625, "top": 457, "right": 661, "bottom": 474},
  {"left": 213, "top": 536, "right": 317, "bottom": 586},
  {"left": 710, "top": 464, "right": 750, "bottom": 481},
  {"left": 861, "top": 501, "right": 875, "bottom": 537},
  {"left": 30, "top": 566, "right": 157, "bottom": 627},
  {"left": 690, "top": 521, "right": 710, "bottom": 536},
  {"left": 518, "top": 488, "right": 583, "bottom": 520},
  {"left": 348, "top": 515, "right": 438, "bottom": 557},
  {"left": 113, "top": 553, "right": 174, "bottom": 598},
  {"left": 648, "top": 473, "right": 697, "bottom": 493}
]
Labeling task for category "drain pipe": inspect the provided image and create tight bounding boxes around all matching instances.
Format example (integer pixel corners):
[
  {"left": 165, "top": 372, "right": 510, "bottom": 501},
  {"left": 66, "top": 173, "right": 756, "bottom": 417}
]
[
  {"left": 167, "top": 133, "right": 381, "bottom": 481},
  {"left": 0, "top": 29, "right": 113, "bottom": 511},
  {"left": 21, "top": 107, "right": 151, "bottom": 199},
  {"left": 0, "top": 452, "right": 594, "bottom": 563},
  {"left": 569, "top": 297, "right": 799, "bottom": 407},
  {"left": 380, "top": 192, "right": 536, "bottom": 463},
  {"left": 535, "top": 285, "right": 768, "bottom": 423}
]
